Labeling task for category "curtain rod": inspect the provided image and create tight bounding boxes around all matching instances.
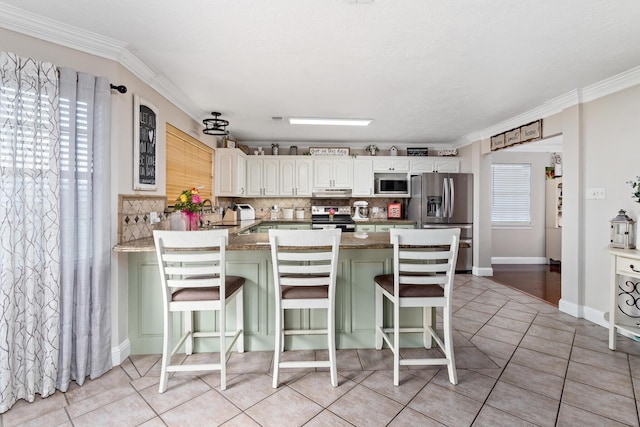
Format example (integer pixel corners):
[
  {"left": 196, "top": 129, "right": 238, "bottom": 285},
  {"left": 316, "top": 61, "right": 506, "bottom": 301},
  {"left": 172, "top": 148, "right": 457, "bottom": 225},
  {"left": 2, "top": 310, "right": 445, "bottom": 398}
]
[
  {"left": 53, "top": 69, "right": 127, "bottom": 94},
  {"left": 110, "top": 84, "right": 127, "bottom": 94}
]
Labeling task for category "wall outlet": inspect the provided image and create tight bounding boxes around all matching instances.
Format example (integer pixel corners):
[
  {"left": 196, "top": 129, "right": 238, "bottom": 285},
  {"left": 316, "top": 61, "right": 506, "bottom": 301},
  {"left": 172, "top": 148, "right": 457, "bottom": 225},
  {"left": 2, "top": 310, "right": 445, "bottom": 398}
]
[
  {"left": 150, "top": 211, "right": 160, "bottom": 224},
  {"left": 372, "top": 207, "right": 379, "bottom": 213},
  {"left": 586, "top": 188, "right": 606, "bottom": 200}
]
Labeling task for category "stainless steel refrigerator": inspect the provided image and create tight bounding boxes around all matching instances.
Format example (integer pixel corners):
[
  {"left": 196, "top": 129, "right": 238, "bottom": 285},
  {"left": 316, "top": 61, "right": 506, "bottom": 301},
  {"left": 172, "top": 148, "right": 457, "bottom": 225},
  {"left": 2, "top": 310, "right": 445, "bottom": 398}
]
[{"left": 407, "top": 173, "right": 473, "bottom": 272}]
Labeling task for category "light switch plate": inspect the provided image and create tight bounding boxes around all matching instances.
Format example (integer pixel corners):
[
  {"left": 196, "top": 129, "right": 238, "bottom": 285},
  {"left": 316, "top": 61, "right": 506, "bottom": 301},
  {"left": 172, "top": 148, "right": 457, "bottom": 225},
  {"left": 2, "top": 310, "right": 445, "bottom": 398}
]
[{"left": 586, "top": 188, "right": 606, "bottom": 199}]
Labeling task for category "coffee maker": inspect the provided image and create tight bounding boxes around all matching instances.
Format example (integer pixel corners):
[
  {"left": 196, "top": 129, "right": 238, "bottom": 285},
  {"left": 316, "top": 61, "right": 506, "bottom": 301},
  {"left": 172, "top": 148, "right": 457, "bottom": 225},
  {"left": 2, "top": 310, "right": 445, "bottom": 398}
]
[{"left": 353, "top": 201, "right": 369, "bottom": 220}]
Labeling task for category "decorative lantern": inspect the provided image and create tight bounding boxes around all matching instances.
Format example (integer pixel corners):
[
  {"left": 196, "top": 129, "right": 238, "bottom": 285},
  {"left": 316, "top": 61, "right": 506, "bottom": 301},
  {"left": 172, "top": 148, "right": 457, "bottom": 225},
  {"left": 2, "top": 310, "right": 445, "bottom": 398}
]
[{"left": 610, "top": 209, "right": 636, "bottom": 249}]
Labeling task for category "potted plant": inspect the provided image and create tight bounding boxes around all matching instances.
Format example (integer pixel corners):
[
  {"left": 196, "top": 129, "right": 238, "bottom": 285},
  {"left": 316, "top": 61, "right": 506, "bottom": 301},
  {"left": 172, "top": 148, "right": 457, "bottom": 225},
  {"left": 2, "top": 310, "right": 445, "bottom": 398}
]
[{"left": 366, "top": 145, "right": 378, "bottom": 156}]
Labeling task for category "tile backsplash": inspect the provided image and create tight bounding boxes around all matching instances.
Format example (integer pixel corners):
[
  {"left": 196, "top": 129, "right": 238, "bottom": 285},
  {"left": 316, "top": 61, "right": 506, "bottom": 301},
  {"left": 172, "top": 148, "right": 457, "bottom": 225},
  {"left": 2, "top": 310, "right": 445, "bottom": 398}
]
[
  {"left": 118, "top": 195, "right": 169, "bottom": 243},
  {"left": 119, "top": 194, "right": 410, "bottom": 243}
]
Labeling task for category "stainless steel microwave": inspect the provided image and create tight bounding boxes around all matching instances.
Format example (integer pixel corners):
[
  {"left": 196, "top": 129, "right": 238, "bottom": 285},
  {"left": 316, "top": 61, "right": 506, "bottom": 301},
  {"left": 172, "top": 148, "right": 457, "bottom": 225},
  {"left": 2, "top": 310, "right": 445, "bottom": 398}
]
[{"left": 374, "top": 173, "right": 410, "bottom": 196}]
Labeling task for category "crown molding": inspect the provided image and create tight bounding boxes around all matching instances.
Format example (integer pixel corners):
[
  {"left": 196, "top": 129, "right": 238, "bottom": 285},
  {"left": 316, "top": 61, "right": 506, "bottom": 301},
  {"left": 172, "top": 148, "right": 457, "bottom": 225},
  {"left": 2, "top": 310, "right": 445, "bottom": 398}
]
[
  {"left": 1, "top": 1, "right": 639, "bottom": 145},
  {"left": 582, "top": 64, "right": 640, "bottom": 103},
  {"left": 0, "top": 3, "right": 126, "bottom": 60},
  {"left": 0, "top": 2, "right": 202, "bottom": 122},
  {"left": 459, "top": 64, "right": 640, "bottom": 146}
]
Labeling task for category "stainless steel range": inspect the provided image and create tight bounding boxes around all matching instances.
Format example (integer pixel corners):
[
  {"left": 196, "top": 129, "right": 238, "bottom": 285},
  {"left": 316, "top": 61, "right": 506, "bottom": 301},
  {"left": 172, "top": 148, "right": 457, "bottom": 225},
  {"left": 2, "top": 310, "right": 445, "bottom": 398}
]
[{"left": 311, "top": 206, "right": 355, "bottom": 232}]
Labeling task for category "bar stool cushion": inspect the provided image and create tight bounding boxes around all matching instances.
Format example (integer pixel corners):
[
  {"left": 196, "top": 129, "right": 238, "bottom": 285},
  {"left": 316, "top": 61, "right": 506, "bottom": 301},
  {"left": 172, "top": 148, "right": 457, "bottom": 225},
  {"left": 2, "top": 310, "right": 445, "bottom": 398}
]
[
  {"left": 282, "top": 285, "right": 328, "bottom": 299},
  {"left": 374, "top": 274, "right": 444, "bottom": 298},
  {"left": 173, "top": 276, "right": 245, "bottom": 301}
]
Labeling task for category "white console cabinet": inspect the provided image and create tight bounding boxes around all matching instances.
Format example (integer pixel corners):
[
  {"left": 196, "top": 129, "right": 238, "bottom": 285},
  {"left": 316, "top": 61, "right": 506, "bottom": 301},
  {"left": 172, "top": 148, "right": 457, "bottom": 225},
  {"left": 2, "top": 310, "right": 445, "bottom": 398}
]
[{"left": 607, "top": 248, "right": 640, "bottom": 350}]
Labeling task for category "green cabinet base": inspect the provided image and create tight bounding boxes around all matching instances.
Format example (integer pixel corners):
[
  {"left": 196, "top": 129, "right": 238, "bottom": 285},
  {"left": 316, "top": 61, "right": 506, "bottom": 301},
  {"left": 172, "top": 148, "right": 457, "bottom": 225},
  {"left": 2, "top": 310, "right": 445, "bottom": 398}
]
[{"left": 128, "top": 248, "right": 429, "bottom": 354}]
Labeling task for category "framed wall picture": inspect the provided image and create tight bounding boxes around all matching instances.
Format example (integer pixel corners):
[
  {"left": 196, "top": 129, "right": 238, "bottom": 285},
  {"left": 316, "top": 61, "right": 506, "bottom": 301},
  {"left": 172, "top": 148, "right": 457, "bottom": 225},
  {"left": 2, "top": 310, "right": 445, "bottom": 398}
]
[{"left": 133, "top": 94, "right": 158, "bottom": 190}]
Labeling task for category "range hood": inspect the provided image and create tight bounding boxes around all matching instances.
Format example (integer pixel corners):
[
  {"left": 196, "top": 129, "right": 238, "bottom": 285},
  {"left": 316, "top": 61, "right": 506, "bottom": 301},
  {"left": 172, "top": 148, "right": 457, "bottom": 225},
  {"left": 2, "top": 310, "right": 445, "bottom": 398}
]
[{"left": 311, "top": 188, "right": 352, "bottom": 198}]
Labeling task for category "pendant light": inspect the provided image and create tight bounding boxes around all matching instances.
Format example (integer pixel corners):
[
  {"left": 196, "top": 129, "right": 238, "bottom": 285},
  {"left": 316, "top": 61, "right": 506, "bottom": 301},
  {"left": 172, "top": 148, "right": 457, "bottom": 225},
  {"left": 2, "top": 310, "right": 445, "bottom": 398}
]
[{"left": 203, "top": 112, "right": 229, "bottom": 136}]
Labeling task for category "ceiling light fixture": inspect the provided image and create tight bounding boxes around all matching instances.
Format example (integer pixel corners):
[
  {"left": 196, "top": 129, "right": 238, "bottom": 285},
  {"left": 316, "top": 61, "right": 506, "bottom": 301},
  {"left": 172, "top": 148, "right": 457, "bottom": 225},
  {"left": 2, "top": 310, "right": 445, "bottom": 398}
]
[
  {"left": 288, "top": 117, "right": 372, "bottom": 126},
  {"left": 203, "top": 112, "right": 229, "bottom": 136}
]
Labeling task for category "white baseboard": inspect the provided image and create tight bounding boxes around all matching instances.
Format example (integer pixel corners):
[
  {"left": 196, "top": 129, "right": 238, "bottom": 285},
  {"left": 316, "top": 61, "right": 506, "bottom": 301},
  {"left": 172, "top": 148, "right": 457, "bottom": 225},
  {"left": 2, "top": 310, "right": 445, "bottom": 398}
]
[
  {"left": 491, "top": 257, "right": 548, "bottom": 265},
  {"left": 111, "top": 339, "right": 131, "bottom": 366},
  {"left": 558, "top": 298, "right": 581, "bottom": 318},
  {"left": 472, "top": 266, "right": 494, "bottom": 276},
  {"left": 559, "top": 298, "right": 608, "bottom": 328}
]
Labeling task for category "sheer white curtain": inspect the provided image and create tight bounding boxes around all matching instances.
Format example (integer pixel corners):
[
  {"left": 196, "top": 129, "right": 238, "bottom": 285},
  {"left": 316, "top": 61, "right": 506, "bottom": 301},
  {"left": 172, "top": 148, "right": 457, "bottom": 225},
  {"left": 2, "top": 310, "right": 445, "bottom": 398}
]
[
  {"left": 56, "top": 68, "right": 112, "bottom": 392},
  {"left": 0, "top": 53, "right": 112, "bottom": 413},
  {"left": 0, "top": 51, "right": 61, "bottom": 413}
]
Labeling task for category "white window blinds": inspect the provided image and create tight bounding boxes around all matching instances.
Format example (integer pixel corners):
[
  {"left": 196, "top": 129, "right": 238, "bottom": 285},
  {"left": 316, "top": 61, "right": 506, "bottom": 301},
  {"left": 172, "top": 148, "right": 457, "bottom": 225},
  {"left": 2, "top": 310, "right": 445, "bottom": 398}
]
[{"left": 491, "top": 163, "right": 531, "bottom": 225}]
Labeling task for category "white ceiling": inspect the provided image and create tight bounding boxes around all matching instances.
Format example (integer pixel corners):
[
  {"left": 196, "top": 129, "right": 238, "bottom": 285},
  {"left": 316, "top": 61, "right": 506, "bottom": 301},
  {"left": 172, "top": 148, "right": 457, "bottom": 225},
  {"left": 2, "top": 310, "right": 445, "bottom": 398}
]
[{"left": 2, "top": 0, "right": 640, "bottom": 147}]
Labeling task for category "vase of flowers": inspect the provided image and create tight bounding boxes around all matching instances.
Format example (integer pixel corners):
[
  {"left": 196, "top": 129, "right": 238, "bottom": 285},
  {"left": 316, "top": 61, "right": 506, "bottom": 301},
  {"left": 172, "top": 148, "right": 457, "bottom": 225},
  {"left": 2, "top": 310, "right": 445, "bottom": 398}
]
[
  {"left": 174, "top": 187, "right": 204, "bottom": 230},
  {"left": 329, "top": 208, "right": 335, "bottom": 221}
]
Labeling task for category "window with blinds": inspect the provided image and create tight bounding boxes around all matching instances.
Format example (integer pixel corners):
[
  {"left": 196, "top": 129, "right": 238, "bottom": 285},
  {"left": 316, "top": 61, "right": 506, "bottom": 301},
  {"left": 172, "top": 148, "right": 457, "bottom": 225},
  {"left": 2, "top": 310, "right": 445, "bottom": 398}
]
[
  {"left": 491, "top": 163, "right": 531, "bottom": 226},
  {"left": 166, "top": 123, "right": 213, "bottom": 207}
]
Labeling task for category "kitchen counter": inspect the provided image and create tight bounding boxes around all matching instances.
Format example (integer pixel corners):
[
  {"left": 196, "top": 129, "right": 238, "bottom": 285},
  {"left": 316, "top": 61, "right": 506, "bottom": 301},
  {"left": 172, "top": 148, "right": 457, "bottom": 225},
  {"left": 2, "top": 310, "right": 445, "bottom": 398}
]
[
  {"left": 121, "top": 220, "right": 467, "bottom": 355},
  {"left": 113, "top": 219, "right": 419, "bottom": 252}
]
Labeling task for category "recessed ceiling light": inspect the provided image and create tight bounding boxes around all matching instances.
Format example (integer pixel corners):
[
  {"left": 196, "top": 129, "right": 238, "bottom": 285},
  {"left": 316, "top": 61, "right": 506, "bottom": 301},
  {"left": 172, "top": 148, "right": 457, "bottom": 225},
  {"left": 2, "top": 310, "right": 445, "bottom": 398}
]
[{"left": 288, "top": 117, "right": 372, "bottom": 126}]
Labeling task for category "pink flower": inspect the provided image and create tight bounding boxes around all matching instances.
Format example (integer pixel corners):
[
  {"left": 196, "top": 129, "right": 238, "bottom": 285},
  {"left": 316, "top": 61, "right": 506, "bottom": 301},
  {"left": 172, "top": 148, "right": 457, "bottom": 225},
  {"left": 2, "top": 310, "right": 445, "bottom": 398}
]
[
  {"left": 329, "top": 208, "right": 335, "bottom": 215},
  {"left": 192, "top": 194, "right": 202, "bottom": 204}
]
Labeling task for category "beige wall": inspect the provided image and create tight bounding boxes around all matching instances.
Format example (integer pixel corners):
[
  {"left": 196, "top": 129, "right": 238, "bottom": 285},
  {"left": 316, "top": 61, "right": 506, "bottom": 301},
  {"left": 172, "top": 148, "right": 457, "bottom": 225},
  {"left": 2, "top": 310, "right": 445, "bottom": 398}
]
[
  {"left": 579, "top": 84, "right": 640, "bottom": 315},
  {"left": 490, "top": 151, "right": 549, "bottom": 260}
]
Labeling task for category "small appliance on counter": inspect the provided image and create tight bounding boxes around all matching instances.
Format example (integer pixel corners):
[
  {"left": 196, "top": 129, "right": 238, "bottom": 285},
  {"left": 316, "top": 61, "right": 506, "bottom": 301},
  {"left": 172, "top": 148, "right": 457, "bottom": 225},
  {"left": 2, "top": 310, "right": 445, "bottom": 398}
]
[
  {"left": 311, "top": 206, "right": 355, "bottom": 232},
  {"left": 235, "top": 203, "right": 255, "bottom": 221},
  {"left": 352, "top": 201, "right": 369, "bottom": 220}
]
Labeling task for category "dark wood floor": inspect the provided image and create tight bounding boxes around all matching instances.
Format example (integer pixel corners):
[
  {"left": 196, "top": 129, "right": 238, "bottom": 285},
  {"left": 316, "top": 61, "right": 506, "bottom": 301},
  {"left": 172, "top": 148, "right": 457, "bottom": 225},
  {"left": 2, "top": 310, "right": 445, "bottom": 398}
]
[{"left": 491, "top": 264, "right": 561, "bottom": 306}]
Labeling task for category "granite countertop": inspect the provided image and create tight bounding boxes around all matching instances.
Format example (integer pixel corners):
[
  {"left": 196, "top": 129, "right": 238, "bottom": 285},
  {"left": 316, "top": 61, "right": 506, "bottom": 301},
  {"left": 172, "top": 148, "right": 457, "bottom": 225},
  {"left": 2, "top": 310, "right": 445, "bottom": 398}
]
[
  {"left": 113, "top": 228, "right": 395, "bottom": 253},
  {"left": 114, "top": 218, "right": 416, "bottom": 252}
]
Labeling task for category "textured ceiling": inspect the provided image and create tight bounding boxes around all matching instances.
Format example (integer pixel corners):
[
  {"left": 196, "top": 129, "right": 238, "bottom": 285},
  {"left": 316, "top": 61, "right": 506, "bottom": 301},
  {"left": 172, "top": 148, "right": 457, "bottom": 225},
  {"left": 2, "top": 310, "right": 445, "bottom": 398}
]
[{"left": 2, "top": 0, "right": 640, "bottom": 147}]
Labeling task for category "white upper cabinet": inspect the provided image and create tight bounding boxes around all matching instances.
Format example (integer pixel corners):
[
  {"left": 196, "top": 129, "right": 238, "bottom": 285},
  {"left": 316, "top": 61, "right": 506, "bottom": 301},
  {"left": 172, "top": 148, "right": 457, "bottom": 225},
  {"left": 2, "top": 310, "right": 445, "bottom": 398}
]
[
  {"left": 215, "top": 148, "right": 246, "bottom": 197},
  {"left": 433, "top": 159, "right": 460, "bottom": 173},
  {"left": 313, "top": 156, "right": 353, "bottom": 188},
  {"left": 372, "top": 156, "right": 410, "bottom": 172},
  {"left": 279, "top": 156, "right": 313, "bottom": 197},
  {"left": 409, "top": 157, "right": 460, "bottom": 173},
  {"left": 352, "top": 157, "right": 374, "bottom": 197},
  {"left": 246, "top": 156, "right": 279, "bottom": 196}
]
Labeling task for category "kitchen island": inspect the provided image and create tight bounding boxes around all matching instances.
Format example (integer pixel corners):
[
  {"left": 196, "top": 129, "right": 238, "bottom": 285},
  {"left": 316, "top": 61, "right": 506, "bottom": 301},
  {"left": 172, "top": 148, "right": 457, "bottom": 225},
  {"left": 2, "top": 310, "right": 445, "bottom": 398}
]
[{"left": 114, "top": 219, "right": 461, "bottom": 355}]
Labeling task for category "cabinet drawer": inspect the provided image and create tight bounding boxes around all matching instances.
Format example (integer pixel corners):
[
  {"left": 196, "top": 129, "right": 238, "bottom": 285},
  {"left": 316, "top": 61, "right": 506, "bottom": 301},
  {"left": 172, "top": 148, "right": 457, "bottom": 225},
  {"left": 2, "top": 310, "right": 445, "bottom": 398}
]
[
  {"left": 375, "top": 225, "right": 394, "bottom": 232},
  {"left": 616, "top": 256, "right": 640, "bottom": 279},
  {"left": 356, "top": 224, "right": 375, "bottom": 232}
]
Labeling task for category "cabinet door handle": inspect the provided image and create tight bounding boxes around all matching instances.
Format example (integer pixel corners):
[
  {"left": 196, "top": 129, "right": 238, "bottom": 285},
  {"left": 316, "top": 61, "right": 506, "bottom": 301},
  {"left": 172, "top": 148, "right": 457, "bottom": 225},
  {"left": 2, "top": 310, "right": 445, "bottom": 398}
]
[{"left": 631, "top": 264, "right": 640, "bottom": 273}]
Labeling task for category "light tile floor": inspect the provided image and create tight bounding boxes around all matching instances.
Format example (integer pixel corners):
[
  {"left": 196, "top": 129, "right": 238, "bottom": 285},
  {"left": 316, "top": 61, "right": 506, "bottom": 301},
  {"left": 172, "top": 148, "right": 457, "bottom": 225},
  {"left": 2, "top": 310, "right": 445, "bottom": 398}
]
[{"left": 3, "top": 274, "right": 640, "bottom": 426}]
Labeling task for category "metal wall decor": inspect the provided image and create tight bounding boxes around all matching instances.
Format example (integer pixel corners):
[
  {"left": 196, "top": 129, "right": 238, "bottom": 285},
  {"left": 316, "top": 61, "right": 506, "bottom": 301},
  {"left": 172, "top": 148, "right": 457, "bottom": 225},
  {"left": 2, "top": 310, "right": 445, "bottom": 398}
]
[{"left": 203, "top": 112, "right": 229, "bottom": 136}]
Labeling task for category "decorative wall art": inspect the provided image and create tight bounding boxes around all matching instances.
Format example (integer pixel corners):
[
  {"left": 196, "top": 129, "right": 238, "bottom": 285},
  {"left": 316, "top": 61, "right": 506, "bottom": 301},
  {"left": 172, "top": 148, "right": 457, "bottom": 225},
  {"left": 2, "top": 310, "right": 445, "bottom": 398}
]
[
  {"left": 133, "top": 94, "right": 158, "bottom": 190},
  {"left": 490, "top": 134, "right": 505, "bottom": 150},
  {"left": 309, "top": 147, "right": 350, "bottom": 156},
  {"left": 490, "top": 119, "right": 542, "bottom": 152}
]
